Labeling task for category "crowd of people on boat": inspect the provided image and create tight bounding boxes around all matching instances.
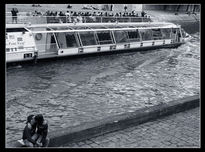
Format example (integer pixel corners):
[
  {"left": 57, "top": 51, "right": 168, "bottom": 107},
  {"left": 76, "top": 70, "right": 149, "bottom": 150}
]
[
  {"left": 9, "top": 4, "right": 151, "bottom": 24},
  {"left": 10, "top": 8, "right": 149, "bottom": 24},
  {"left": 45, "top": 10, "right": 149, "bottom": 23},
  {"left": 28, "top": 4, "right": 147, "bottom": 17},
  {"left": 28, "top": 10, "right": 148, "bottom": 18}
]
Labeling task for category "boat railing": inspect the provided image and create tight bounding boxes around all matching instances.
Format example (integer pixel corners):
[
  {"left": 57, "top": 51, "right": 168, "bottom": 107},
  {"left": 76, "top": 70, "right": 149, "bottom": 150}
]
[{"left": 6, "top": 15, "right": 152, "bottom": 24}]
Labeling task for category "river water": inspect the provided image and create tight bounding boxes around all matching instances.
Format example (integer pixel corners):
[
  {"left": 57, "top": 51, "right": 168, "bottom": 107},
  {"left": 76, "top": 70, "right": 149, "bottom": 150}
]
[{"left": 6, "top": 32, "right": 200, "bottom": 144}]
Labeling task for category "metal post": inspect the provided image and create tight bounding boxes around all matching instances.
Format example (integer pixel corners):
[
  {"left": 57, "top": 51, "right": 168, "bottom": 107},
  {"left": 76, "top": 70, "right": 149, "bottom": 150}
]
[
  {"left": 111, "top": 31, "right": 116, "bottom": 44},
  {"left": 33, "top": 50, "right": 38, "bottom": 64},
  {"left": 53, "top": 33, "right": 60, "bottom": 53},
  {"left": 76, "top": 33, "right": 83, "bottom": 47},
  {"left": 138, "top": 30, "right": 142, "bottom": 42},
  {"left": 66, "top": 15, "right": 67, "bottom": 23}
]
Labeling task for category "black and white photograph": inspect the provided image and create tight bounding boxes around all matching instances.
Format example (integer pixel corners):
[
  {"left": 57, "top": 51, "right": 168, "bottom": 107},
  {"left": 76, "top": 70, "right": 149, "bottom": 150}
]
[{"left": 5, "top": 4, "right": 200, "bottom": 148}]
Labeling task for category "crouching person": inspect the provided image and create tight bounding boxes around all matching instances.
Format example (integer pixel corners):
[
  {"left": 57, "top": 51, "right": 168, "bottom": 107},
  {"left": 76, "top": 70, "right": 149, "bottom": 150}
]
[
  {"left": 35, "top": 114, "right": 50, "bottom": 147},
  {"left": 21, "top": 115, "right": 41, "bottom": 147}
]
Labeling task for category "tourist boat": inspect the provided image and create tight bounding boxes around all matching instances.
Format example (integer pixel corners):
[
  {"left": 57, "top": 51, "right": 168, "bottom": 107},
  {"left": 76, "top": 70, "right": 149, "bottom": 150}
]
[{"left": 6, "top": 22, "right": 189, "bottom": 63}]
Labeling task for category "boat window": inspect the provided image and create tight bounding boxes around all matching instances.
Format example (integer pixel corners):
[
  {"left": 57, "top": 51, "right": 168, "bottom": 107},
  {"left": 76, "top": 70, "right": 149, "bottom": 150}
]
[
  {"left": 172, "top": 28, "right": 177, "bottom": 33},
  {"left": 127, "top": 30, "right": 140, "bottom": 42},
  {"left": 161, "top": 28, "right": 171, "bottom": 39},
  {"left": 96, "top": 31, "right": 113, "bottom": 45},
  {"left": 51, "top": 35, "right": 56, "bottom": 43},
  {"left": 139, "top": 29, "right": 153, "bottom": 41},
  {"left": 55, "top": 33, "right": 67, "bottom": 49},
  {"left": 176, "top": 28, "right": 181, "bottom": 37},
  {"left": 170, "top": 28, "right": 177, "bottom": 39},
  {"left": 46, "top": 33, "right": 58, "bottom": 51},
  {"left": 65, "top": 33, "right": 79, "bottom": 48},
  {"left": 79, "top": 31, "right": 98, "bottom": 46},
  {"left": 6, "top": 28, "right": 28, "bottom": 32},
  {"left": 113, "top": 30, "right": 129, "bottom": 43},
  {"left": 151, "top": 29, "right": 162, "bottom": 40}
]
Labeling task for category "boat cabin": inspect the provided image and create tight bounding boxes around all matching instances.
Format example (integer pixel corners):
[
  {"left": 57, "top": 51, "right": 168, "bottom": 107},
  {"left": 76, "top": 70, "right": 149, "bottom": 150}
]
[{"left": 6, "top": 22, "right": 185, "bottom": 63}]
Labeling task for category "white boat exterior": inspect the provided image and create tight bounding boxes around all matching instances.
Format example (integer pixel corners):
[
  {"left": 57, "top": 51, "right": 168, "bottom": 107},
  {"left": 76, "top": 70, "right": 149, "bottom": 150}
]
[{"left": 6, "top": 22, "right": 187, "bottom": 63}]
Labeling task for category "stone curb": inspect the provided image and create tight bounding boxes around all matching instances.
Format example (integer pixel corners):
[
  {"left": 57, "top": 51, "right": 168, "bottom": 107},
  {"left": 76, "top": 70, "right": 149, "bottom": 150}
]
[
  {"left": 7, "top": 95, "right": 199, "bottom": 147},
  {"left": 49, "top": 95, "right": 200, "bottom": 147}
]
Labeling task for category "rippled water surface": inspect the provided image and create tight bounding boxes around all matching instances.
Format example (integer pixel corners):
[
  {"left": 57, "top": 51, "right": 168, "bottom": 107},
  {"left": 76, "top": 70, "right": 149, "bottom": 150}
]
[{"left": 6, "top": 33, "right": 200, "bottom": 144}]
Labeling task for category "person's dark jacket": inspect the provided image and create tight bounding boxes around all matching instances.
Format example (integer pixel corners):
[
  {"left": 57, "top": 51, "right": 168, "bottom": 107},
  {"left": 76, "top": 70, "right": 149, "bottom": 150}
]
[
  {"left": 22, "top": 123, "right": 36, "bottom": 144},
  {"left": 37, "top": 120, "right": 48, "bottom": 143},
  {"left": 11, "top": 9, "right": 18, "bottom": 16}
]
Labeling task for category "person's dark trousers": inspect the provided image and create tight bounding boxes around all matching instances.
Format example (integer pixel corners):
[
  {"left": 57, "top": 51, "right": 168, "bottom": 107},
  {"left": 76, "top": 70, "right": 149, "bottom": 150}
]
[
  {"left": 12, "top": 16, "right": 17, "bottom": 23},
  {"left": 42, "top": 138, "right": 50, "bottom": 147}
]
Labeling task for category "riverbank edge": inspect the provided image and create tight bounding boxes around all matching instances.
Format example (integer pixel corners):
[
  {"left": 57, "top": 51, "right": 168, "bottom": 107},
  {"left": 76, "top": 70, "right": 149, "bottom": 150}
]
[{"left": 7, "top": 95, "right": 200, "bottom": 147}]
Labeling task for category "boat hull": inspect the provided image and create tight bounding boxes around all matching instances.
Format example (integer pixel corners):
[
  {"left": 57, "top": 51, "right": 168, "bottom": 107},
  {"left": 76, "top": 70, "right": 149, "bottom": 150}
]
[{"left": 6, "top": 42, "right": 184, "bottom": 64}]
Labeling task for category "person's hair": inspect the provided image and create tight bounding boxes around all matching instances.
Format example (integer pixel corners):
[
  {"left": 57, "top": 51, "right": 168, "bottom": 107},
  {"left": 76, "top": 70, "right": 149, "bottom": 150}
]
[
  {"left": 35, "top": 114, "right": 44, "bottom": 125},
  {"left": 26, "top": 115, "right": 35, "bottom": 124}
]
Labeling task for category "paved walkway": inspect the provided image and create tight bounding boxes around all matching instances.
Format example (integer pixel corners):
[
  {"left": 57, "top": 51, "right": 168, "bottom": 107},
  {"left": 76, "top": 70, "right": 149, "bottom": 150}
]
[{"left": 61, "top": 107, "right": 200, "bottom": 148}]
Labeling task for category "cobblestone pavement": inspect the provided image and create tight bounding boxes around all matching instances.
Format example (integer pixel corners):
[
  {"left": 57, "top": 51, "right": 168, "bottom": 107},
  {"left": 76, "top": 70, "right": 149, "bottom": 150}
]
[{"left": 62, "top": 107, "right": 200, "bottom": 148}]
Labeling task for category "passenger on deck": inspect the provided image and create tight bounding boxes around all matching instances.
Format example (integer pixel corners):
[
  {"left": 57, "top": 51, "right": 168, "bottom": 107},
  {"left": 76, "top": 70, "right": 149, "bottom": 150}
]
[
  {"left": 67, "top": 4, "right": 72, "bottom": 9},
  {"left": 77, "top": 15, "right": 83, "bottom": 23},
  {"left": 93, "top": 12, "right": 96, "bottom": 16},
  {"left": 124, "top": 5, "right": 128, "bottom": 12},
  {"left": 59, "top": 11, "right": 64, "bottom": 16},
  {"left": 45, "top": 11, "right": 50, "bottom": 16},
  {"left": 141, "top": 11, "right": 146, "bottom": 17},
  {"left": 99, "top": 12, "right": 103, "bottom": 16},
  {"left": 65, "top": 11, "right": 70, "bottom": 17},
  {"left": 110, "top": 4, "right": 113, "bottom": 11},
  {"left": 11, "top": 8, "right": 18, "bottom": 24},
  {"left": 135, "top": 13, "right": 138, "bottom": 17},
  {"left": 177, "top": 31, "right": 181, "bottom": 42},
  {"left": 73, "top": 12, "right": 78, "bottom": 16}
]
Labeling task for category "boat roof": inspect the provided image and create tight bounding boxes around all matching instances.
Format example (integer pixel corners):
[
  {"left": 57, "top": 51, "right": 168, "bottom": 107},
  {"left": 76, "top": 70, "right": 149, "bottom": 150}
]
[{"left": 6, "top": 22, "right": 180, "bottom": 33}]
